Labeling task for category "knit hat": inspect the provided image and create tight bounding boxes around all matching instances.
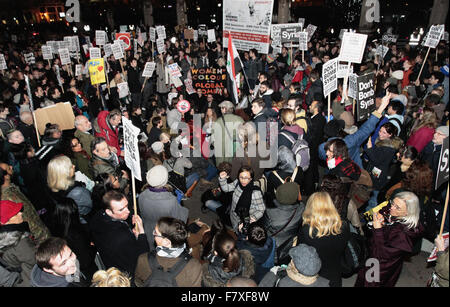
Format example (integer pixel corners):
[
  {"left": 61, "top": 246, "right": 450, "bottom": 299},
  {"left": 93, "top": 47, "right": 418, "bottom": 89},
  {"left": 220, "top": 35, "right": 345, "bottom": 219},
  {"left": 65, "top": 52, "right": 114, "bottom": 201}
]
[
  {"left": 324, "top": 119, "right": 345, "bottom": 138},
  {"left": 151, "top": 141, "right": 164, "bottom": 154},
  {"left": 391, "top": 70, "right": 404, "bottom": 80},
  {"left": 440, "top": 65, "right": 449, "bottom": 77},
  {"left": 0, "top": 200, "right": 23, "bottom": 225},
  {"left": 146, "top": 165, "right": 169, "bottom": 188},
  {"left": 436, "top": 126, "right": 449, "bottom": 137},
  {"left": 275, "top": 182, "right": 300, "bottom": 205},
  {"left": 218, "top": 100, "right": 234, "bottom": 110},
  {"left": 289, "top": 244, "right": 321, "bottom": 277}
]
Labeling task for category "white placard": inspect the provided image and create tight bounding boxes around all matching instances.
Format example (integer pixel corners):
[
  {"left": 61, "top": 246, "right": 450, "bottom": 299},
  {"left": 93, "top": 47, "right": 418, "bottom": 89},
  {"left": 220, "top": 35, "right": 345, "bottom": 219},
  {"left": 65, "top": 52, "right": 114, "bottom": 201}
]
[
  {"left": 424, "top": 24, "right": 445, "bottom": 49},
  {"left": 322, "top": 58, "right": 338, "bottom": 97},
  {"left": 375, "top": 45, "right": 389, "bottom": 59},
  {"left": 142, "top": 62, "right": 156, "bottom": 78},
  {"left": 299, "top": 32, "right": 308, "bottom": 51},
  {"left": 184, "top": 79, "right": 195, "bottom": 95},
  {"left": 103, "top": 43, "right": 113, "bottom": 57},
  {"left": 59, "top": 48, "right": 71, "bottom": 65},
  {"left": 122, "top": 116, "right": 142, "bottom": 181},
  {"left": 298, "top": 18, "right": 305, "bottom": 29},
  {"left": 348, "top": 73, "right": 358, "bottom": 99},
  {"left": 223, "top": 0, "right": 274, "bottom": 55},
  {"left": 207, "top": 29, "right": 216, "bottom": 43},
  {"left": 193, "top": 30, "right": 198, "bottom": 42},
  {"left": 24, "top": 53, "right": 36, "bottom": 65},
  {"left": 168, "top": 63, "right": 182, "bottom": 78},
  {"left": 117, "top": 82, "right": 129, "bottom": 99},
  {"left": 112, "top": 41, "right": 124, "bottom": 59},
  {"left": 337, "top": 62, "right": 353, "bottom": 79},
  {"left": 156, "top": 26, "right": 166, "bottom": 40},
  {"left": 339, "top": 32, "right": 368, "bottom": 64},
  {"left": 75, "top": 64, "right": 83, "bottom": 76},
  {"left": 95, "top": 30, "right": 107, "bottom": 46},
  {"left": 150, "top": 27, "right": 156, "bottom": 42},
  {"left": 0, "top": 54, "right": 7, "bottom": 70},
  {"left": 305, "top": 24, "right": 317, "bottom": 42},
  {"left": 42, "top": 46, "right": 53, "bottom": 60},
  {"left": 70, "top": 36, "right": 80, "bottom": 52},
  {"left": 89, "top": 47, "right": 101, "bottom": 59},
  {"left": 156, "top": 38, "right": 165, "bottom": 54}
]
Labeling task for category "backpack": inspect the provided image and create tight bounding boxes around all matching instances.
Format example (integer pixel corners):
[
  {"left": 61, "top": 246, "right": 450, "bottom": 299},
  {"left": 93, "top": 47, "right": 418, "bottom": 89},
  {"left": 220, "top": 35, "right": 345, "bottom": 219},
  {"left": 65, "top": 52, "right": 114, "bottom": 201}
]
[
  {"left": 143, "top": 251, "right": 191, "bottom": 287},
  {"left": 279, "top": 132, "right": 310, "bottom": 171},
  {"left": 272, "top": 168, "right": 302, "bottom": 202},
  {"left": 340, "top": 222, "right": 369, "bottom": 277},
  {"left": 295, "top": 115, "right": 313, "bottom": 144}
]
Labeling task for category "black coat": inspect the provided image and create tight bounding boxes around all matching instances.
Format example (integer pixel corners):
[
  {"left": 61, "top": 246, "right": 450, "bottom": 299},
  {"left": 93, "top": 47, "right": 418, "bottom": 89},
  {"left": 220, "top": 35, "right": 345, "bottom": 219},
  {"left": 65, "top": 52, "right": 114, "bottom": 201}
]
[
  {"left": 89, "top": 210, "right": 150, "bottom": 276},
  {"left": 306, "top": 80, "right": 324, "bottom": 106},
  {"left": 127, "top": 67, "right": 141, "bottom": 94}
]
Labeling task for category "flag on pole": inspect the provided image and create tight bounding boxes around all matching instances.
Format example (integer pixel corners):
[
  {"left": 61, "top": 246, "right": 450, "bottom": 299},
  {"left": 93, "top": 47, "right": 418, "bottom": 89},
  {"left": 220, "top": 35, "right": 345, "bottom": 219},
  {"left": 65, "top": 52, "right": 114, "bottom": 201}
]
[{"left": 226, "top": 33, "right": 243, "bottom": 105}]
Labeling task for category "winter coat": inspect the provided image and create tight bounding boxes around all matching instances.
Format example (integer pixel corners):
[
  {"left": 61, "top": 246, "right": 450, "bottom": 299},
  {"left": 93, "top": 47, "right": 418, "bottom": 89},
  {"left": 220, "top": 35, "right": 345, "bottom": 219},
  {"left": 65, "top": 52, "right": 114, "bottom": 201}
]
[
  {"left": 94, "top": 110, "right": 121, "bottom": 156},
  {"left": 74, "top": 129, "right": 95, "bottom": 158},
  {"left": 212, "top": 113, "right": 244, "bottom": 165},
  {"left": 202, "top": 249, "right": 255, "bottom": 287},
  {"left": 435, "top": 250, "right": 449, "bottom": 287},
  {"left": 51, "top": 183, "right": 93, "bottom": 224},
  {"left": 30, "top": 264, "right": 87, "bottom": 287},
  {"left": 127, "top": 66, "right": 141, "bottom": 93},
  {"left": 306, "top": 79, "right": 324, "bottom": 106},
  {"left": 421, "top": 141, "right": 442, "bottom": 184},
  {"left": 138, "top": 187, "right": 189, "bottom": 249},
  {"left": 71, "top": 151, "right": 93, "bottom": 180},
  {"left": 89, "top": 210, "right": 150, "bottom": 276},
  {"left": 407, "top": 126, "right": 436, "bottom": 153},
  {"left": 90, "top": 154, "right": 128, "bottom": 190},
  {"left": 355, "top": 221, "right": 424, "bottom": 287},
  {"left": 156, "top": 61, "right": 170, "bottom": 94},
  {"left": 0, "top": 223, "right": 36, "bottom": 287},
  {"left": 245, "top": 58, "right": 262, "bottom": 80},
  {"left": 298, "top": 223, "right": 350, "bottom": 287}
]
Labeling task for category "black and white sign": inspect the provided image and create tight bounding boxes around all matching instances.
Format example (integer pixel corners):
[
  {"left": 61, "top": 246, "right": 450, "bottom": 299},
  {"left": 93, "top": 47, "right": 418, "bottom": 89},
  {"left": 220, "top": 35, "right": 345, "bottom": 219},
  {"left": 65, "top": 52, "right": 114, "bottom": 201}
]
[
  {"left": 156, "top": 38, "right": 165, "bottom": 54},
  {"left": 348, "top": 73, "right": 358, "bottom": 99},
  {"left": 298, "top": 18, "right": 305, "bottom": 29},
  {"left": 424, "top": 24, "right": 445, "bottom": 49},
  {"left": 95, "top": 30, "right": 107, "bottom": 46},
  {"left": 382, "top": 34, "right": 398, "bottom": 43},
  {"left": 103, "top": 43, "right": 113, "bottom": 57},
  {"left": 436, "top": 137, "right": 449, "bottom": 189},
  {"left": 356, "top": 72, "right": 376, "bottom": 121},
  {"left": 111, "top": 41, "right": 124, "bottom": 59},
  {"left": 122, "top": 116, "right": 142, "bottom": 181},
  {"left": 322, "top": 58, "right": 338, "bottom": 97},
  {"left": 59, "top": 48, "right": 71, "bottom": 65},
  {"left": 42, "top": 46, "right": 53, "bottom": 60},
  {"left": 142, "top": 62, "right": 156, "bottom": 78},
  {"left": 375, "top": 45, "right": 389, "bottom": 59},
  {"left": 339, "top": 32, "right": 368, "bottom": 64},
  {"left": 207, "top": 29, "right": 216, "bottom": 43},
  {"left": 75, "top": 64, "right": 83, "bottom": 76},
  {"left": 156, "top": 26, "right": 166, "bottom": 40},
  {"left": 24, "top": 53, "right": 36, "bottom": 65},
  {"left": 198, "top": 24, "right": 208, "bottom": 37},
  {"left": 117, "top": 82, "right": 129, "bottom": 99},
  {"left": 272, "top": 23, "right": 302, "bottom": 44},
  {"left": 89, "top": 47, "right": 101, "bottom": 59},
  {"left": 149, "top": 27, "right": 156, "bottom": 42},
  {"left": 337, "top": 62, "right": 353, "bottom": 79},
  {"left": 0, "top": 54, "right": 7, "bottom": 70},
  {"left": 299, "top": 32, "right": 308, "bottom": 51},
  {"left": 305, "top": 24, "right": 317, "bottom": 42}
]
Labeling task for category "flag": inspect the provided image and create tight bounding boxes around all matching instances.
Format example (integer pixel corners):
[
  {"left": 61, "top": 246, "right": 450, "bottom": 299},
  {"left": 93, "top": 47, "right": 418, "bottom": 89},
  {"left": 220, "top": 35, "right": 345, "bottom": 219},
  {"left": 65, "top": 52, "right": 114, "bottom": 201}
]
[{"left": 226, "top": 33, "right": 243, "bottom": 105}]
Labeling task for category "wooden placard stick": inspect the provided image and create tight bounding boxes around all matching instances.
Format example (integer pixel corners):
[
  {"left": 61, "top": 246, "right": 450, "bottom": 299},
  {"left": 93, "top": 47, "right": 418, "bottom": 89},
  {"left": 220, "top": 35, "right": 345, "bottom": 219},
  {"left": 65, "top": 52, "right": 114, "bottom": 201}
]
[
  {"left": 439, "top": 184, "right": 449, "bottom": 236},
  {"left": 141, "top": 77, "right": 148, "bottom": 93},
  {"left": 416, "top": 47, "right": 431, "bottom": 83}
]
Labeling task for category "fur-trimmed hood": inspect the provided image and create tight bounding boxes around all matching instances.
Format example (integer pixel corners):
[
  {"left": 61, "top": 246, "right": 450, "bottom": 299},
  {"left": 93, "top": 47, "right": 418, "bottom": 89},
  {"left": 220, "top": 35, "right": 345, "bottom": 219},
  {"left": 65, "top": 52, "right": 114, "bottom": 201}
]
[
  {"left": 0, "top": 223, "right": 31, "bottom": 251},
  {"left": 375, "top": 136, "right": 403, "bottom": 150}
]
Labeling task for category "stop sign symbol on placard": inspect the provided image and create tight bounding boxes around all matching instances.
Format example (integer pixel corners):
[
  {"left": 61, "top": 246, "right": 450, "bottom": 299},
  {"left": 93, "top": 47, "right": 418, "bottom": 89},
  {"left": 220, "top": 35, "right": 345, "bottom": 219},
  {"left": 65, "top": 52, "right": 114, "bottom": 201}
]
[
  {"left": 116, "top": 33, "right": 131, "bottom": 50},
  {"left": 177, "top": 100, "right": 191, "bottom": 114}
]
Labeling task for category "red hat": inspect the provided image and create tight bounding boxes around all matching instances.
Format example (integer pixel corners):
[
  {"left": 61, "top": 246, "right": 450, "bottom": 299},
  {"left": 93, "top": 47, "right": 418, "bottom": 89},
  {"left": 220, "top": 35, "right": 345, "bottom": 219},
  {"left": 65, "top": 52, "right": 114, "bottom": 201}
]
[{"left": 0, "top": 200, "right": 23, "bottom": 225}]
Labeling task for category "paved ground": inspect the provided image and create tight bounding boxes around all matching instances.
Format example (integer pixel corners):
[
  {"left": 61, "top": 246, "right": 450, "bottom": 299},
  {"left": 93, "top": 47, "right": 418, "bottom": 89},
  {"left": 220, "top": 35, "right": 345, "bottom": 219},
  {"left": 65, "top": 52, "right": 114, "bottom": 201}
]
[{"left": 183, "top": 175, "right": 437, "bottom": 287}]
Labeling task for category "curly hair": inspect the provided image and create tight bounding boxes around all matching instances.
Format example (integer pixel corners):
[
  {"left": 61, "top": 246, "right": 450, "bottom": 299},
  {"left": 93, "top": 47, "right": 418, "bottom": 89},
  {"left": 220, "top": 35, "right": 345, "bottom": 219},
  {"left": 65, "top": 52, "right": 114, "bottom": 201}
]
[{"left": 401, "top": 161, "right": 433, "bottom": 197}]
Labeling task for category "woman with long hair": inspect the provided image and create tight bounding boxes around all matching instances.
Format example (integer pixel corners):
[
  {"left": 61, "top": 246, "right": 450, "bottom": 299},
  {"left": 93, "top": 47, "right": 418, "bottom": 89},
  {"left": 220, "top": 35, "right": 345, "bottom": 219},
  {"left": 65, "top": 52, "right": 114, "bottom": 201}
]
[
  {"left": 406, "top": 107, "right": 438, "bottom": 153},
  {"left": 298, "top": 191, "right": 350, "bottom": 287}
]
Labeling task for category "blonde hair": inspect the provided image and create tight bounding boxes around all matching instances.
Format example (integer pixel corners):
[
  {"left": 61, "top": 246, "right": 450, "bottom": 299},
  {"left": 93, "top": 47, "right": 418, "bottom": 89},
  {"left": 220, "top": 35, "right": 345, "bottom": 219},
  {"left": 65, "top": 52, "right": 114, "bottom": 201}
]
[
  {"left": 238, "top": 122, "right": 259, "bottom": 149},
  {"left": 280, "top": 108, "right": 296, "bottom": 126},
  {"left": 159, "top": 132, "right": 171, "bottom": 143},
  {"left": 47, "top": 155, "right": 75, "bottom": 192},
  {"left": 302, "top": 192, "right": 342, "bottom": 238},
  {"left": 91, "top": 267, "right": 131, "bottom": 287},
  {"left": 412, "top": 107, "right": 437, "bottom": 133}
]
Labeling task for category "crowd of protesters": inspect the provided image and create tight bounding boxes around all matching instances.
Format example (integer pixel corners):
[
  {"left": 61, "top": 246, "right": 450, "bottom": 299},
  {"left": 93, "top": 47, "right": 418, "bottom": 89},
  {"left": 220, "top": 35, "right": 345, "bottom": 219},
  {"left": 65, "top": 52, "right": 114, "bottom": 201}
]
[{"left": 0, "top": 23, "right": 448, "bottom": 288}]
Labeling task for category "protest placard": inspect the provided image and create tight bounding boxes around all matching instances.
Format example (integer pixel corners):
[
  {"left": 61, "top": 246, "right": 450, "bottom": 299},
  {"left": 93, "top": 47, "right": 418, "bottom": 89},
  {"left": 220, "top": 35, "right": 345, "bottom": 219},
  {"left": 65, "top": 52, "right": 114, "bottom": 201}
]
[
  {"left": 198, "top": 24, "right": 208, "bottom": 37},
  {"left": 117, "top": 82, "right": 129, "bottom": 99},
  {"left": 42, "top": 46, "right": 53, "bottom": 60},
  {"left": 0, "top": 54, "right": 7, "bottom": 70},
  {"left": 142, "top": 62, "right": 156, "bottom": 78},
  {"left": 87, "top": 58, "right": 106, "bottom": 85},
  {"left": 348, "top": 73, "right": 358, "bottom": 99},
  {"left": 375, "top": 45, "right": 389, "bottom": 59},
  {"left": 184, "top": 78, "right": 196, "bottom": 95},
  {"left": 115, "top": 33, "right": 131, "bottom": 51},
  {"left": 271, "top": 23, "right": 302, "bottom": 44},
  {"left": 150, "top": 27, "right": 156, "bottom": 42},
  {"left": 337, "top": 62, "right": 353, "bottom": 79},
  {"left": 168, "top": 63, "right": 182, "bottom": 78},
  {"left": 436, "top": 137, "right": 449, "bottom": 190},
  {"left": 34, "top": 102, "right": 75, "bottom": 135},
  {"left": 191, "top": 67, "right": 227, "bottom": 95},
  {"left": 89, "top": 47, "right": 101, "bottom": 59},
  {"left": 305, "top": 24, "right": 317, "bottom": 42},
  {"left": 356, "top": 72, "right": 376, "bottom": 121},
  {"left": 382, "top": 34, "right": 398, "bottom": 43},
  {"left": 59, "top": 48, "right": 71, "bottom": 65},
  {"left": 112, "top": 41, "right": 124, "bottom": 59},
  {"left": 24, "top": 53, "right": 35, "bottom": 65},
  {"left": 156, "top": 38, "right": 165, "bottom": 54},
  {"left": 299, "top": 32, "right": 308, "bottom": 51},
  {"left": 122, "top": 116, "right": 142, "bottom": 181},
  {"left": 339, "top": 32, "right": 368, "bottom": 64},
  {"left": 156, "top": 26, "right": 166, "bottom": 40},
  {"left": 95, "top": 30, "right": 107, "bottom": 45},
  {"left": 75, "top": 64, "right": 83, "bottom": 76},
  {"left": 184, "top": 29, "right": 194, "bottom": 40},
  {"left": 103, "top": 43, "right": 113, "bottom": 57},
  {"left": 322, "top": 58, "right": 338, "bottom": 98},
  {"left": 207, "top": 29, "right": 216, "bottom": 43},
  {"left": 193, "top": 30, "right": 198, "bottom": 42},
  {"left": 424, "top": 25, "right": 445, "bottom": 48},
  {"left": 223, "top": 0, "right": 274, "bottom": 54},
  {"left": 176, "top": 100, "right": 191, "bottom": 114},
  {"left": 298, "top": 18, "right": 305, "bottom": 29}
]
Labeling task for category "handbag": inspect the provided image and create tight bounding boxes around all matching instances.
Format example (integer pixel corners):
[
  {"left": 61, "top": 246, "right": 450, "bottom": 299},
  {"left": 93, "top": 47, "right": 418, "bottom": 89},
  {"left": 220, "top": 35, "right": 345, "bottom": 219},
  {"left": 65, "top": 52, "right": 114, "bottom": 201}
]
[{"left": 340, "top": 222, "right": 369, "bottom": 277}]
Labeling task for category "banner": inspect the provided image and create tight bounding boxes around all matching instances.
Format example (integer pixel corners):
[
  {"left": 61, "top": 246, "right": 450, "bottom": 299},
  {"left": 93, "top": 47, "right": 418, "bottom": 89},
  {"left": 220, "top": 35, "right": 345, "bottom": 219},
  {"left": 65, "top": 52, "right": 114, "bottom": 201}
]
[
  {"left": 142, "top": 62, "right": 156, "bottom": 78},
  {"left": 34, "top": 102, "right": 75, "bottom": 135},
  {"left": 87, "top": 58, "right": 106, "bottom": 85},
  {"left": 322, "top": 58, "right": 338, "bottom": 97},
  {"left": 223, "top": 0, "right": 274, "bottom": 54},
  {"left": 0, "top": 54, "right": 6, "bottom": 70},
  {"left": 115, "top": 33, "right": 131, "bottom": 51},
  {"left": 424, "top": 24, "right": 445, "bottom": 48},
  {"left": 122, "top": 116, "right": 142, "bottom": 181},
  {"left": 89, "top": 47, "right": 101, "bottom": 59},
  {"left": 436, "top": 137, "right": 449, "bottom": 189},
  {"left": 356, "top": 72, "right": 376, "bottom": 121},
  {"left": 271, "top": 23, "right": 302, "bottom": 44},
  {"left": 339, "top": 32, "right": 368, "bottom": 64},
  {"left": 191, "top": 67, "right": 227, "bottom": 95},
  {"left": 59, "top": 48, "right": 71, "bottom": 65}
]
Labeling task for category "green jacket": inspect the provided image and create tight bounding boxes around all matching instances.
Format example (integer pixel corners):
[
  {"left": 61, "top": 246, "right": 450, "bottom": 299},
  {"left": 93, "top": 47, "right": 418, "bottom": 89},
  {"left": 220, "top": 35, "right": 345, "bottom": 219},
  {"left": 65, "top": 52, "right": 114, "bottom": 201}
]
[
  {"left": 212, "top": 113, "right": 244, "bottom": 165},
  {"left": 74, "top": 129, "right": 95, "bottom": 158},
  {"left": 1, "top": 184, "right": 50, "bottom": 244},
  {"left": 90, "top": 155, "right": 128, "bottom": 190},
  {"left": 71, "top": 152, "right": 94, "bottom": 180}
]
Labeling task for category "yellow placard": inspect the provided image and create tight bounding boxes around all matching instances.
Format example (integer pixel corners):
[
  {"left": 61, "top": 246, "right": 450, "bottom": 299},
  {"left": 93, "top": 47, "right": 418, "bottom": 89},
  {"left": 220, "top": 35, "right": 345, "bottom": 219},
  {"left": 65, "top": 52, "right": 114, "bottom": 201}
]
[
  {"left": 88, "top": 58, "right": 106, "bottom": 85},
  {"left": 363, "top": 201, "right": 389, "bottom": 222}
]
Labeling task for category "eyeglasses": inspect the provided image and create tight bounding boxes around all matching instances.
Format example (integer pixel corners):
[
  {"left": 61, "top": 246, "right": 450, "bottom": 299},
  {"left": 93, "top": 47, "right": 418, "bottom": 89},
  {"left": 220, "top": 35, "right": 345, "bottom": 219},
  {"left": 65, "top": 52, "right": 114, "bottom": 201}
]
[
  {"left": 390, "top": 200, "right": 403, "bottom": 211},
  {"left": 239, "top": 176, "right": 252, "bottom": 181}
]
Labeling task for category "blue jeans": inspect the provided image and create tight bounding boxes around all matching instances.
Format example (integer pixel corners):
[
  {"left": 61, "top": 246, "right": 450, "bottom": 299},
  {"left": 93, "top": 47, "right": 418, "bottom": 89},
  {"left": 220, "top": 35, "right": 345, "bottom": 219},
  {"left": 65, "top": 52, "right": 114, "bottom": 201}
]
[
  {"left": 186, "top": 172, "right": 200, "bottom": 189},
  {"left": 205, "top": 200, "right": 223, "bottom": 212},
  {"left": 206, "top": 164, "right": 218, "bottom": 181},
  {"left": 366, "top": 190, "right": 380, "bottom": 211}
]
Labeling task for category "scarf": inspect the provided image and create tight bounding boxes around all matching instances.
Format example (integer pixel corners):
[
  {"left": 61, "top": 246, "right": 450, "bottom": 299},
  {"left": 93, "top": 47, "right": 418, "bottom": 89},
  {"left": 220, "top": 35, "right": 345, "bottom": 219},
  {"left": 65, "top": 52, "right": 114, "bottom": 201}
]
[
  {"left": 156, "top": 244, "right": 187, "bottom": 258},
  {"left": 234, "top": 180, "right": 256, "bottom": 219},
  {"left": 286, "top": 261, "right": 318, "bottom": 286},
  {"left": 97, "top": 152, "right": 119, "bottom": 168}
]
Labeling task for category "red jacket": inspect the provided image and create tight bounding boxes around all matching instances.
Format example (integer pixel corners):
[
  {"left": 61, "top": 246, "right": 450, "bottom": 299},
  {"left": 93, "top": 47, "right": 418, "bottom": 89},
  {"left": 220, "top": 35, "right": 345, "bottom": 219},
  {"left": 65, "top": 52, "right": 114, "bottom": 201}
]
[{"left": 95, "top": 110, "right": 121, "bottom": 156}]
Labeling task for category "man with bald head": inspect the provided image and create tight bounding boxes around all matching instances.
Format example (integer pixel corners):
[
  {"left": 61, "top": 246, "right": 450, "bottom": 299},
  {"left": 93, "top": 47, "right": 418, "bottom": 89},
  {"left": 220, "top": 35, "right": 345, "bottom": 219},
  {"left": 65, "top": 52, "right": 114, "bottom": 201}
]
[
  {"left": 74, "top": 115, "right": 94, "bottom": 157},
  {"left": 17, "top": 111, "right": 39, "bottom": 149}
]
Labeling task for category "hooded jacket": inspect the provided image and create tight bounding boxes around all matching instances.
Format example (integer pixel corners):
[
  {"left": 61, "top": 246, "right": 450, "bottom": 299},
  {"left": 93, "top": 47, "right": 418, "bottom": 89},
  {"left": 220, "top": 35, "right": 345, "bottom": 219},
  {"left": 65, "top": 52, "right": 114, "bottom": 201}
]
[{"left": 94, "top": 111, "right": 121, "bottom": 156}]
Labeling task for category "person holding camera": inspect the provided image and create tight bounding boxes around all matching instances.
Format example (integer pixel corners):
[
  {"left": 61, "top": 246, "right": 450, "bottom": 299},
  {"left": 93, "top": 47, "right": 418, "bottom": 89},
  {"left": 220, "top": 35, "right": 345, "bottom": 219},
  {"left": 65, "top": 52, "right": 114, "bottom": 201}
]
[{"left": 218, "top": 166, "right": 265, "bottom": 234}]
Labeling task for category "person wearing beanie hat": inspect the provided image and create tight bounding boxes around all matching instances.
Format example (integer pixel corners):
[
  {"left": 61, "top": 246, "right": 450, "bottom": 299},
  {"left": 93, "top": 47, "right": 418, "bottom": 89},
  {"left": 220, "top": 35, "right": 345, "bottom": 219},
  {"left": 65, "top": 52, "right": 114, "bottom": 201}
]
[
  {"left": 259, "top": 244, "right": 330, "bottom": 287},
  {"left": 138, "top": 166, "right": 189, "bottom": 249},
  {"left": 340, "top": 111, "right": 358, "bottom": 135},
  {"left": 151, "top": 141, "right": 164, "bottom": 155},
  {"left": 0, "top": 200, "right": 36, "bottom": 287}
]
